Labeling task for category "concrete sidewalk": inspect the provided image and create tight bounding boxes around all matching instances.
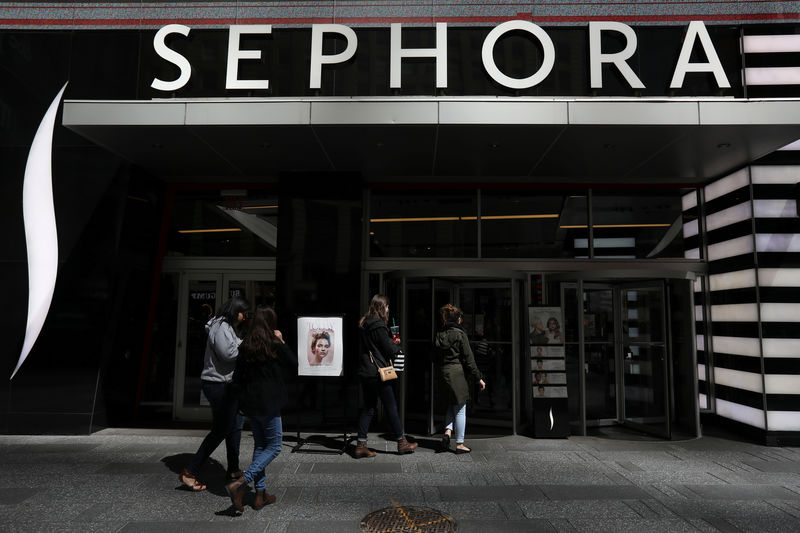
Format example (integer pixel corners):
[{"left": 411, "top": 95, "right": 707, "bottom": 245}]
[{"left": 1, "top": 428, "right": 800, "bottom": 532}]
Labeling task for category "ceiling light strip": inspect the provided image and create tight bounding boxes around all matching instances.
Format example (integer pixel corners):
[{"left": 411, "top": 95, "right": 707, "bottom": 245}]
[
  {"left": 743, "top": 67, "right": 800, "bottom": 85},
  {"left": 742, "top": 35, "right": 800, "bottom": 54},
  {"left": 178, "top": 228, "right": 243, "bottom": 234}
]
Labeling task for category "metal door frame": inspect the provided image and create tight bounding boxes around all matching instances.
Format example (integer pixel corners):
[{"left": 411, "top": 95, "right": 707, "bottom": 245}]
[
  {"left": 166, "top": 257, "right": 276, "bottom": 421},
  {"left": 383, "top": 269, "right": 525, "bottom": 436},
  {"left": 618, "top": 280, "right": 671, "bottom": 438}
]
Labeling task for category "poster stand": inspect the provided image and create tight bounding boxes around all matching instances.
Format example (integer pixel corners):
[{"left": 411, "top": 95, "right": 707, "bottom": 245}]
[
  {"left": 291, "top": 315, "right": 349, "bottom": 455},
  {"left": 292, "top": 379, "right": 349, "bottom": 455}
]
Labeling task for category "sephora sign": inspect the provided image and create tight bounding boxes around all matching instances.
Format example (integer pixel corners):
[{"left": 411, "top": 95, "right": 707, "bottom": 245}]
[{"left": 151, "top": 20, "right": 731, "bottom": 93}]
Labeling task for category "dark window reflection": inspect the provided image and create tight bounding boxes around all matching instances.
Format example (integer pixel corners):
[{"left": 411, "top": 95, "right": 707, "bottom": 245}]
[
  {"left": 166, "top": 191, "right": 278, "bottom": 257},
  {"left": 591, "top": 189, "right": 691, "bottom": 259},
  {"left": 482, "top": 191, "right": 588, "bottom": 258},
  {"left": 369, "top": 191, "right": 477, "bottom": 257}
]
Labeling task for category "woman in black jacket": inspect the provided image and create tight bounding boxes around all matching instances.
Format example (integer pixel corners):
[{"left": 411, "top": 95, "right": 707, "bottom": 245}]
[
  {"left": 354, "top": 294, "right": 417, "bottom": 458},
  {"left": 226, "top": 307, "right": 296, "bottom": 512}
]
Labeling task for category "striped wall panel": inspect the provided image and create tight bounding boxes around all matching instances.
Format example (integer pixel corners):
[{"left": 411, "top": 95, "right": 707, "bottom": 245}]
[{"left": 695, "top": 163, "right": 800, "bottom": 432}]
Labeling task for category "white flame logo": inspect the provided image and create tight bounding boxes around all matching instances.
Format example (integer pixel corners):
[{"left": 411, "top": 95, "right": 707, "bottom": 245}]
[
  {"left": 11, "top": 82, "right": 68, "bottom": 380},
  {"left": 549, "top": 407, "right": 554, "bottom": 430}
]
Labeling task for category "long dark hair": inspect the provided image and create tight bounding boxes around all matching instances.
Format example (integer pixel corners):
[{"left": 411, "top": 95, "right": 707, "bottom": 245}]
[
  {"left": 359, "top": 294, "right": 389, "bottom": 327},
  {"left": 239, "top": 307, "right": 278, "bottom": 361},
  {"left": 218, "top": 296, "right": 250, "bottom": 324}
]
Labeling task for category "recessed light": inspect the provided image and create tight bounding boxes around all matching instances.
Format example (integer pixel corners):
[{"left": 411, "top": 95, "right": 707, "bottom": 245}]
[{"left": 717, "top": 142, "right": 731, "bottom": 149}]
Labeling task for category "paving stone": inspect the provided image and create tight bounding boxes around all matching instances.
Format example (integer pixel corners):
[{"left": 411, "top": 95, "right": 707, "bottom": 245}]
[
  {"left": 317, "top": 485, "right": 423, "bottom": 503},
  {"left": 727, "top": 516, "right": 800, "bottom": 533},
  {"left": 310, "top": 462, "right": 401, "bottom": 474},
  {"left": 439, "top": 485, "right": 546, "bottom": 502},
  {"left": 118, "top": 522, "right": 265, "bottom": 532},
  {"left": 681, "top": 484, "right": 800, "bottom": 500},
  {"left": 566, "top": 518, "right": 702, "bottom": 532},
  {"left": 743, "top": 460, "right": 800, "bottom": 473},
  {"left": 0, "top": 488, "right": 38, "bottom": 505},
  {"left": 457, "top": 519, "right": 551, "bottom": 532},
  {"left": 285, "top": 521, "right": 360, "bottom": 533},
  {"left": 519, "top": 500, "right": 641, "bottom": 519},
  {"left": 539, "top": 485, "right": 652, "bottom": 500}
]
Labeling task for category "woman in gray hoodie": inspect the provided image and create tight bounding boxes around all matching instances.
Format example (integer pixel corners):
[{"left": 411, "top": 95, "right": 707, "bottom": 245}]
[
  {"left": 179, "top": 297, "right": 250, "bottom": 491},
  {"left": 434, "top": 304, "right": 486, "bottom": 454}
]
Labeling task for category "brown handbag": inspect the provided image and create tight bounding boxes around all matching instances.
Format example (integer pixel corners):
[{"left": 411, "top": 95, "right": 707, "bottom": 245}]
[{"left": 369, "top": 350, "right": 397, "bottom": 381}]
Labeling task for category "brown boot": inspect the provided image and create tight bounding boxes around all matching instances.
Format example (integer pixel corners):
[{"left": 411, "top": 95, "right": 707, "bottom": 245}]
[
  {"left": 354, "top": 441, "right": 377, "bottom": 458},
  {"left": 225, "top": 476, "right": 247, "bottom": 512},
  {"left": 253, "top": 489, "right": 276, "bottom": 509},
  {"left": 397, "top": 436, "right": 418, "bottom": 454}
]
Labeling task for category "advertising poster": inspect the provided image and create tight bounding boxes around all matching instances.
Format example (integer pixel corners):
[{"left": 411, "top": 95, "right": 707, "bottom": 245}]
[
  {"left": 297, "top": 316, "right": 343, "bottom": 377},
  {"left": 529, "top": 306, "right": 568, "bottom": 401}
]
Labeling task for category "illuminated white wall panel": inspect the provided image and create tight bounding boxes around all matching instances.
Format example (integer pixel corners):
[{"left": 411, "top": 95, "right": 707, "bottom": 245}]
[
  {"left": 753, "top": 199, "right": 797, "bottom": 218},
  {"left": 707, "top": 235, "right": 755, "bottom": 261},
  {"left": 756, "top": 234, "right": 800, "bottom": 253},
  {"left": 714, "top": 367, "right": 763, "bottom": 393},
  {"left": 695, "top": 305, "right": 704, "bottom": 321},
  {"left": 715, "top": 399, "right": 765, "bottom": 429},
  {"left": 696, "top": 334, "right": 705, "bottom": 351},
  {"left": 742, "top": 35, "right": 800, "bottom": 53},
  {"left": 704, "top": 168, "right": 749, "bottom": 201},
  {"left": 710, "top": 303, "right": 758, "bottom": 322},
  {"left": 712, "top": 336, "right": 761, "bottom": 357},
  {"left": 698, "top": 363, "right": 707, "bottom": 381},
  {"left": 709, "top": 269, "right": 757, "bottom": 291},
  {"left": 778, "top": 140, "right": 800, "bottom": 151},
  {"left": 684, "top": 248, "right": 700, "bottom": 259},
  {"left": 683, "top": 218, "right": 699, "bottom": 238},
  {"left": 760, "top": 303, "right": 800, "bottom": 322},
  {"left": 765, "top": 375, "right": 800, "bottom": 395},
  {"left": 767, "top": 411, "right": 800, "bottom": 431},
  {"left": 699, "top": 393, "right": 708, "bottom": 409},
  {"left": 758, "top": 268, "right": 800, "bottom": 287},
  {"left": 751, "top": 165, "right": 800, "bottom": 184},
  {"left": 705, "top": 202, "right": 752, "bottom": 232},
  {"left": 682, "top": 190, "right": 698, "bottom": 210},
  {"left": 743, "top": 67, "right": 800, "bottom": 85},
  {"left": 763, "top": 338, "right": 800, "bottom": 358}
]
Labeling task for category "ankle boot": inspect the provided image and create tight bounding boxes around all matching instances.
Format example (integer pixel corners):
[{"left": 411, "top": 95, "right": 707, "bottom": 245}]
[
  {"left": 397, "top": 436, "right": 418, "bottom": 454},
  {"left": 253, "top": 489, "right": 276, "bottom": 509},
  {"left": 225, "top": 476, "right": 247, "bottom": 512},
  {"left": 354, "top": 441, "right": 376, "bottom": 458}
]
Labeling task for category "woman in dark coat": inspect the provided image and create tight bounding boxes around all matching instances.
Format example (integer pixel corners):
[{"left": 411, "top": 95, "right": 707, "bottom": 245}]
[
  {"left": 434, "top": 303, "right": 486, "bottom": 454},
  {"left": 226, "top": 307, "right": 296, "bottom": 512},
  {"left": 354, "top": 294, "right": 418, "bottom": 458}
]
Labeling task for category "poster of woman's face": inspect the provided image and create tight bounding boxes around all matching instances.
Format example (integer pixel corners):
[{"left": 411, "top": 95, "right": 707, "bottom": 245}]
[
  {"left": 535, "top": 386, "right": 568, "bottom": 398},
  {"left": 297, "top": 317, "right": 343, "bottom": 377},
  {"left": 528, "top": 307, "right": 564, "bottom": 345},
  {"left": 530, "top": 345, "right": 564, "bottom": 359},
  {"left": 532, "top": 358, "right": 565, "bottom": 371}
]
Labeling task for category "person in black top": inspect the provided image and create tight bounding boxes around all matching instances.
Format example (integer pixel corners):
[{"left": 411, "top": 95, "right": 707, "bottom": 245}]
[
  {"left": 354, "top": 294, "right": 417, "bottom": 458},
  {"left": 226, "top": 307, "right": 296, "bottom": 512}
]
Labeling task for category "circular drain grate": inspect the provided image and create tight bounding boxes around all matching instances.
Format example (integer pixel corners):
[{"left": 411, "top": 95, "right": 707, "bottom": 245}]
[{"left": 361, "top": 505, "right": 456, "bottom": 533}]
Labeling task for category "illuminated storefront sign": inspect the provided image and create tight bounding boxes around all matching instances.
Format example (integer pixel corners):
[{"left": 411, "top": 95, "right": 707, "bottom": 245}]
[{"left": 151, "top": 20, "right": 733, "bottom": 94}]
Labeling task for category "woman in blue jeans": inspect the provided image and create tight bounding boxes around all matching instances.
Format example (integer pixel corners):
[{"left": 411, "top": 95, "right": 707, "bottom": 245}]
[
  {"left": 179, "top": 297, "right": 249, "bottom": 491},
  {"left": 434, "top": 303, "right": 486, "bottom": 454},
  {"left": 226, "top": 307, "right": 296, "bottom": 511}
]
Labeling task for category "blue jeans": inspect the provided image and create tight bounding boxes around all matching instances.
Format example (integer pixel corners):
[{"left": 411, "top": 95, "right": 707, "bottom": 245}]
[
  {"left": 187, "top": 381, "right": 244, "bottom": 476},
  {"left": 244, "top": 415, "right": 283, "bottom": 491},
  {"left": 445, "top": 402, "right": 467, "bottom": 444},
  {"left": 357, "top": 379, "right": 404, "bottom": 441}
]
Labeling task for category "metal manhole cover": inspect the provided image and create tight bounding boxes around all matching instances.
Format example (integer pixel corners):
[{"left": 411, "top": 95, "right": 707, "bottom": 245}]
[{"left": 361, "top": 504, "right": 456, "bottom": 532}]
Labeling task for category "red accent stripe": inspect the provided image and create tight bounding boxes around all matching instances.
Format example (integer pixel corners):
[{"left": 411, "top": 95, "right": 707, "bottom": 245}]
[{"left": 2, "top": 12, "right": 800, "bottom": 27}]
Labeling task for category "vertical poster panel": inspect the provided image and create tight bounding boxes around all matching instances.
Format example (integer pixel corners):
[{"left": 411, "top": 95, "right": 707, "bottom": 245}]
[
  {"left": 297, "top": 316, "right": 344, "bottom": 377},
  {"left": 529, "top": 306, "right": 569, "bottom": 437}
]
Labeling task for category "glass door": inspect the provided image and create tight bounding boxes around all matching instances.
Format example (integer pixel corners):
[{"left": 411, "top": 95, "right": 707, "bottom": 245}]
[
  {"left": 174, "top": 273, "right": 221, "bottom": 420},
  {"left": 582, "top": 284, "right": 618, "bottom": 424},
  {"left": 173, "top": 270, "right": 276, "bottom": 421},
  {"left": 619, "top": 281, "right": 670, "bottom": 438}
]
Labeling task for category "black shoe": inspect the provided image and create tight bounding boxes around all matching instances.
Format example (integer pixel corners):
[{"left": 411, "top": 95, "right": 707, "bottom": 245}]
[{"left": 439, "top": 433, "right": 451, "bottom": 452}]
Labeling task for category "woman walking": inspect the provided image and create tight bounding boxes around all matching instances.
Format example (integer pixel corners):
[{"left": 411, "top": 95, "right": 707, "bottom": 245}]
[
  {"left": 226, "top": 307, "right": 296, "bottom": 512},
  {"left": 179, "top": 297, "right": 250, "bottom": 491},
  {"left": 354, "top": 294, "right": 417, "bottom": 458},
  {"left": 434, "top": 304, "right": 486, "bottom": 454}
]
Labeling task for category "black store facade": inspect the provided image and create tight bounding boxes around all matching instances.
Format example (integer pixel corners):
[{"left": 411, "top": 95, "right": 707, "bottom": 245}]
[{"left": 3, "top": 11, "right": 800, "bottom": 445}]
